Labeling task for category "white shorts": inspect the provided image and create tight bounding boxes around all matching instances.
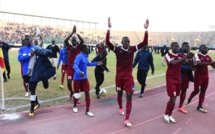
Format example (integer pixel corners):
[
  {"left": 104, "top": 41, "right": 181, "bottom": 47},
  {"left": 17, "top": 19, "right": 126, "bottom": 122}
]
[{"left": 49, "top": 58, "right": 58, "bottom": 67}]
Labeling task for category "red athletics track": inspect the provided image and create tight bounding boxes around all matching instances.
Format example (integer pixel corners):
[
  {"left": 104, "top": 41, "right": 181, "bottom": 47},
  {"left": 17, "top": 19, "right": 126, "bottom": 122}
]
[{"left": 1, "top": 70, "right": 215, "bottom": 134}]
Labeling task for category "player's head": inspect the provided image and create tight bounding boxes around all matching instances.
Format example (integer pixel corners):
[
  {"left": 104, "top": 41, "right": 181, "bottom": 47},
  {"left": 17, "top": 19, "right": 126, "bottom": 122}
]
[
  {"left": 24, "top": 35, "right": 32, "bottom": 46},
  {"left": 71, "top": 36, "right": 78, "bottom": 46},
  {"left": 34, "top": 40, "right": 38, "bottom": 45},
  {"left": 182, "top": 42, "right": 190, "bottom": 53},
  {"left": 80, "top": 44, "right": 89, "bottom": 55},
  {"left": 121, "top": 36, "right": 130, "bottom": 49},
  {"left": 199, "top": 44, "right": 208, "bottom": 55},
  {"left": 51, "top": 39, "right": 55, "bottom": 45},
  {"left": 101, "top": 49, "right": 107, "bottom": 57},
  {"left": 171, "top": 42, "right": 179, "bottom": 53}
]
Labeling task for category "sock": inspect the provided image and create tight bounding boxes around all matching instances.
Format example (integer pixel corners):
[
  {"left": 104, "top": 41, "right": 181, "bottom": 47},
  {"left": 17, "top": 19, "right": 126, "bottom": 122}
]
[
  {"left": 165, "top": 100, "right": 175, "bottom": 116},
  {"left": 198, "top": 93, "right": 205, "bottom": 107},
  {"left": 24, "top": 81, "right": 28, "bottom": 92},
  {"left": 86, "top": 95, "right": 90, "bottom": 111},
  {"left": 30, "top": 95, "right": 36, "bottom": 112},
  {"left": 117, "top": 96, "right": 123, "bottom": 109},
  {"left": 125, "top": 100, "right": 132, "bottom": 120},
  {"left": 179, "top": 92, "right": 186, "bottom": 108}
]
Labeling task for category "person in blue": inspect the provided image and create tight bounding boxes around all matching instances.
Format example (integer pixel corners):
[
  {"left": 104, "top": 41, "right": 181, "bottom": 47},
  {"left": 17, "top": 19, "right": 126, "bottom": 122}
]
[
  {"left": 0, "top": 40, "right": 10, "bottom": 82},
  {"left": 18, "top": 35, "right": 35, "bottom": 96},
  {"left": 18, "top": 35, "right": 55, "bottom": 117},
  {"left": 72, "top": 45, "right": 103, "bottom": 117},
  {"left": 133, "top": 45, "right": 155, "bottom": 98},
  {"left": 57, "top": 45, "right": 68, "bottom": 89}
]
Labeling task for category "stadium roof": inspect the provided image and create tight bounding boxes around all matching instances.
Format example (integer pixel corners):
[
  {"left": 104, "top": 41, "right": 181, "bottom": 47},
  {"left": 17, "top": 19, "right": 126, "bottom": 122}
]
[{"left": 0, "top": 10, "right": 98, "bottom": 24}]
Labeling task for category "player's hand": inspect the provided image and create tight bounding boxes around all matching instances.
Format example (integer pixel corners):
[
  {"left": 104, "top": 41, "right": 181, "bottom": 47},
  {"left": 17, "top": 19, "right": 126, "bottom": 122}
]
[
  {"left": 30, "top": 51, "right": 35, "bottom": 56},
  {"left": 144, "top": 19, "right": 149, "bottom": 29},
  {"left": 108, "top": 17, "right": 112, "bottom": 28},
  {"left": 79, "top": 71, "right": 84, "bottom": 78},
  {"left": 73, "top": 25, "right": 76, "bottom": 33},
  {"left": 98, "top": 61, "right": 103, "bottom": 66},
  {"left": 190, "top": 66, "right": 196, "bottom": 71},
  {"left": 151, "top": 71, "right": 154, "bottom": 75},
  {"left": 187, "top": 52, "right": 194, "bottom": 59}
]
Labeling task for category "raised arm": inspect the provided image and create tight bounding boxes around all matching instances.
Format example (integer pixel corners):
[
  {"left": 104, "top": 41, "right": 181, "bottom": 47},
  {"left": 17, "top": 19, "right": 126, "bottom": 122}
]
[
  {"left": 137, "top": 19, "right": 149, "bottom": 50},
  {"left": 105, "top": 17, "right": 115, "bottom": 51},
  {"left": 77, "top": 33, "right": 84, "bottom": 47},
  {"left": 38, "top": 35, "right": 43, "bottom": 48},
  {"left": 64, "top": 26, "right": 76, "bottom": 47}
]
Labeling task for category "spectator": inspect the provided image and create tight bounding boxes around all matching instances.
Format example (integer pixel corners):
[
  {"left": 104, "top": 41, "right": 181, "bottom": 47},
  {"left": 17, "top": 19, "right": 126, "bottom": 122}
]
[{"left": 133, "top": 45, "right": 154, "bottom": 98}]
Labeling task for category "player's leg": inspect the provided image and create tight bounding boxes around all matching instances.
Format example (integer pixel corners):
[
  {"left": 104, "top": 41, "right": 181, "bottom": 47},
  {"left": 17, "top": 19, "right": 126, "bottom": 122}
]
[
  {"left": 124, "top": 91, "right": 133, "bottom": 126},
  {"left": 5, "top": 60, "right": 10, "bottom": 79},
  {"left": 197, "top": 79, "right": 208, "bottom": 113},
  {"left": 73, "top": 80, "right": 80, "bottom": 113},
  {"left": 178, "top": 75, "right": 189, "bottom": 114},
  {"left": 28, "top": 81, "right": 38, "bottom": 116},
  {"left": 23, "top": 75, "right": 30, "bottom": 96},
  {"left": 187, "top": 79, "right": 201, "bottom": 105},
  {"left": 124, "top": 77, "right": 135, "bottom": 127},
  {"left": 94, "top": 71, "right": 101, "bottom": 98},
  {"left": 164, "top": 82, "right": 178, "bottom": 123},
  {"left": 67, "top": 69, "right": 74, "bottom": 100},
  {"left": 59, "top": 64, "right": 67, "bottom": 89}
]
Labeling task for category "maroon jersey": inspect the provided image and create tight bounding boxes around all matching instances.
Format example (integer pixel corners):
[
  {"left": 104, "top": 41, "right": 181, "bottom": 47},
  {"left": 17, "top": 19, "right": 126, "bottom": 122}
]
[
  {"left": 67, "top": 45, "right": 81, "bottom": 70},
  {"left": 97, "top": 45, "right": 105, "bottom": 54},
  {"left": 165, "top": 52, "right": 184, "bottom": 83},
  {"left": 194, "top": 53, "right": 212, "bottom": 78},
  {"left": 106, "top": 30, "right": 148, "bottom": 77}
]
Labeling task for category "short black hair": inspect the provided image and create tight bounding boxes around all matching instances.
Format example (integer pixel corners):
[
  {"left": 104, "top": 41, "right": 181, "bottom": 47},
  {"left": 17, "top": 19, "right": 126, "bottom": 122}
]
[
  {"left": 182, "top": 42, "right": 189, "bottom": 48},
  {"left": 171, "top": 42, "right": 179, "bottom": 48},
  {"left": 80, "top": 45, "right": 87, "bottom": 51},
  {"left": 199, "top": 44, "right": 206, "bottom": 49}
]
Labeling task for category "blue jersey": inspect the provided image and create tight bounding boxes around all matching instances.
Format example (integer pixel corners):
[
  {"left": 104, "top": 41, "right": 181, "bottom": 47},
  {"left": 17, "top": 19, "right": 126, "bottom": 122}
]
[
  {"left": 73, "top": 52, "right": 98, "bottom": 80},
  {"left": 18, "top": 45, "right": 35, "bottom": 75},
  {"left": 57, "top": 47, "right": 68, "bottom": 66}
]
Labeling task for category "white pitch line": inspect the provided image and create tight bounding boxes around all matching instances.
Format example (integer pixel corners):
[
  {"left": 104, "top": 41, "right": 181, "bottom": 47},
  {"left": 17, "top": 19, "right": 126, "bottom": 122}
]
[{"left": 1, "top": 73, "right": 165, "bottom": 111}]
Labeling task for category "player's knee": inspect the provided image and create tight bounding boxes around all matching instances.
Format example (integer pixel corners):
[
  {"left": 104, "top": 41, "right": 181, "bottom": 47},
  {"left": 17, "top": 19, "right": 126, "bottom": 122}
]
[
  {"left": 181, "top": 89, "right": 186, "bottom": 93},
  {"left": 126, "top": 93, "right": 133, "bottom": 100},
  {"left": 117, "top": 91, "right": 123, "bottom": 97},
  {"left": 170, "top": 97, "right": 176, "bottom": 103},
  {"left": 85, "top": 92, "right": 89, "bottom": 96},
  {"left": 67, "top": 81, "right": 72, "bottom": 87},
  {"left": 200, "top": 89, "right": 206, "bottom": 94},
  {"left": 194, "top": 90, "right": 199, "bottom": 95}
]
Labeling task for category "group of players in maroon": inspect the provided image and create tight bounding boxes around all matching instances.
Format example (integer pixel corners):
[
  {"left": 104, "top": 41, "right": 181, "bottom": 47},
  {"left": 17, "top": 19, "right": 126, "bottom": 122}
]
[{"left": 28, "top": 17, "right": 215, "bottom": 127}]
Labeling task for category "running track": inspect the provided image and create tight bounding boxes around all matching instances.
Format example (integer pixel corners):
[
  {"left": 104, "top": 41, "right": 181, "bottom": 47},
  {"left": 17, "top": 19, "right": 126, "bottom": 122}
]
[{"left": 1, "top": 71, "right": 215, "bottom": 134}]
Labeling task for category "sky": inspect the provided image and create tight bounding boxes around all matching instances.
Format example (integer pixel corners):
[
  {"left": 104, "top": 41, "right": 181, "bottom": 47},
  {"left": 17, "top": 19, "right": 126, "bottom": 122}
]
[{"left": 0, "top": 0, "right": 215, "bottom": 32}]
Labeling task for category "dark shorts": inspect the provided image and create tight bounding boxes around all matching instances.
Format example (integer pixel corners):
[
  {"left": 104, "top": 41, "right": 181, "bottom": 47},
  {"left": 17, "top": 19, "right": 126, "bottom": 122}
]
[
  {"left": 23, "top": 75, "right": 31, "bottom": 83},
  {"left": 115, "top": 75, "right": 134, "bottom": 93},
  {"left": 73, "top": 79, "right": 90, "bottom": 92}
]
